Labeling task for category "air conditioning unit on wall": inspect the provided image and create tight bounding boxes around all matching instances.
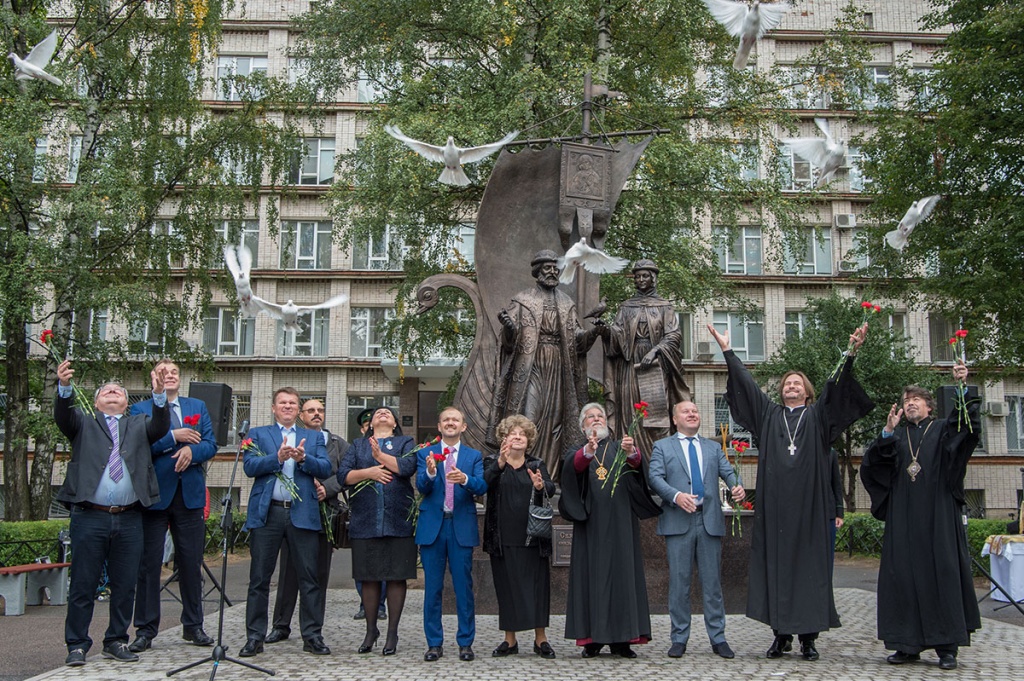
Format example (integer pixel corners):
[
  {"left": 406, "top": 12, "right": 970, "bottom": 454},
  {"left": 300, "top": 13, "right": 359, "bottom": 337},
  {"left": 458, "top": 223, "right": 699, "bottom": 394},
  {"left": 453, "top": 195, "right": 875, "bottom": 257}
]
[
  {"left": 834, "top": 214, "right": 857, "bottom": 229},
  {"left": 986, "top": 401, "right": 1008, "bottom": 417},
  {"left": 695, "top": 341, "right": 715, "bottom": 361}
]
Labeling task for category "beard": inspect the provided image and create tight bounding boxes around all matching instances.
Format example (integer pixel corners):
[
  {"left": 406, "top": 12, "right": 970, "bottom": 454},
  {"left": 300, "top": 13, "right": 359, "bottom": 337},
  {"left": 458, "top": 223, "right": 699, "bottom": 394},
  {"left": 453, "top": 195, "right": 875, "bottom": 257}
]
[{"left": 586, "top": 425, "right": 610, "bottom": 441}]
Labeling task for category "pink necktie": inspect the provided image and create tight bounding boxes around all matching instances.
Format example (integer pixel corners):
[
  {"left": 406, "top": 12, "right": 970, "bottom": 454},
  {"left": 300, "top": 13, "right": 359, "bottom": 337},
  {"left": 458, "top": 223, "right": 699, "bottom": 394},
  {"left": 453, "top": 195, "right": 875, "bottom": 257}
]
[
  {"left": 106, "top": 416, "right": 123, "bottom": 482},
  {"left": 443, "top": 447, "right": 454, "bottom": 511}
]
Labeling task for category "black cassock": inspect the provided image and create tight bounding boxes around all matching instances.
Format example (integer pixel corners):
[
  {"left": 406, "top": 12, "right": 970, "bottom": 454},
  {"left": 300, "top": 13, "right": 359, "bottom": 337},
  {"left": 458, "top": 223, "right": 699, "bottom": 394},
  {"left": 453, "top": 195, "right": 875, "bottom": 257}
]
[
  {"left": 724, "top": 351, "right": 873, "bottom": 635},
  {"left": 860, "top": 404, "right": 981, "bottom": 653},
  {"left": 558, "top": 442, "right": 661, "bottom": 644}
]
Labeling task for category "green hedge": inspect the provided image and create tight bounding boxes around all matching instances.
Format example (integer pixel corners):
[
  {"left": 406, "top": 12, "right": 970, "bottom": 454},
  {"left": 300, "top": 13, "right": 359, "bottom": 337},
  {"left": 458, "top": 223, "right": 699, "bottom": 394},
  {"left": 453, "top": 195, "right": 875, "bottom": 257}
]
[
  {"left": 204, "top": 512, "right": 249, "bottom": 554},
  {"left": 0, "top": 519, "right": 71, "bottom": 566}
]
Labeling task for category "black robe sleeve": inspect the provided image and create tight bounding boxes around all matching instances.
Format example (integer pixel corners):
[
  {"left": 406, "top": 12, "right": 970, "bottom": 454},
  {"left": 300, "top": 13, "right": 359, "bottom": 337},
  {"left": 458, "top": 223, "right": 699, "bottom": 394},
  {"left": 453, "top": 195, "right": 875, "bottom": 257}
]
[
  {"left": 943, "top": 397, "right": 982, "bottom": 504},
  {"left": 723, "top": 350, "right": 774, "bottom": 435},
  {"left": 816, "top": 355, "right": 876, "bottom": 443},
  {"left": 557, "top": 448, "right": 591, "bottom": 523},
  {"left": 860, "top": 432, "right": 899, "bottom": 521}
]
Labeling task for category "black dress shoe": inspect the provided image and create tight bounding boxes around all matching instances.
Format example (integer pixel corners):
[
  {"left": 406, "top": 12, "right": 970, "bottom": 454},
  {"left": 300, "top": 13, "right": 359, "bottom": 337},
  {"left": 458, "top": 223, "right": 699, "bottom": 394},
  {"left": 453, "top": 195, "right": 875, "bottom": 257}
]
[
  {"left": 534, "top": 641, "right": 556, "bottom": 659},
  {"left": 303, "top": 636, "right": 331, "bottom": 655},
  {"left": 938, "top": 654, "right": 958, "bottom": 670},
  {"left": 582, "top": 643, "right": 602, "bottom": 658},
  {"left": 887, "top": 651, "right": 920, "bottom": 664},
  {"left": 667, "top": 642, "right": 687, "bottom": 658},
  {"left": 610, "top": 644, "right": 637, "bottom": 658},
  {"left": 239, "top": 639, "right": 264, "bottom": 657},
  {"left": 382, "top": 633, "right": 398, "bottom": 656},
  {"left": 800, "top": 642, "right": 819, "bottom": 661},
  {"left": 459, "top": 645, "right": 475, "bottom": 661},
  {"left": 128, "top": 635, "right": 152, "bottom": 653},
  {"left": 492, "top": 641, "right": 519, "bottom": 657},
  {"left": 358, "top": 628, "right": 380, "bottom": 654},
  {"left": 766, "top": 635, "right": 792, "bottom": 658},
  {"left": 101, "top": 642, "right": 140, "bottom": 662},
  {"left": 65, "top": 648, "right": 86, "bottom": 667},
  {"left": 712, "top": 641, "right": 736, "bottom": 659},
  {"left": 265, "top": 628, "right": 289, "bottom": 644},
  {"left": 183, "top": 627, "right": 214, "bottom": 646},
  {"left": 423, "top": 646, "right": 443, "bottom": 662}
]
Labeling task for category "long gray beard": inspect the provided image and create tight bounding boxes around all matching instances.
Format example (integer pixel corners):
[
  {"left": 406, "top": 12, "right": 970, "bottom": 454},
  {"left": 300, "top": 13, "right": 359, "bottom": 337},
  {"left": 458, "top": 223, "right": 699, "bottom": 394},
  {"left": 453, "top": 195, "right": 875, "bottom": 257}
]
[{"left": 588, "top": 425, "right": 610, "bottom": 441}]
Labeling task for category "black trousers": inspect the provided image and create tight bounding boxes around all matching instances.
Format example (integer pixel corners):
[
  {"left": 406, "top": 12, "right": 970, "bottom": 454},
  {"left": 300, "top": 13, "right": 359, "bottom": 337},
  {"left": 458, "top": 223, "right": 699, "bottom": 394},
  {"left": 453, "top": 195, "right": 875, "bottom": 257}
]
[
  {"left": 245, "top": 505, "right": 323, "bottom": 641},
  {"left": 134, "top": 487, "right": 206, "bottom": 637},
  {"left": 65, "top": 505, "right": 143, "bottom": 651},
  {"left": 270, "top": 530, "right": 333, "bottom": 633}
]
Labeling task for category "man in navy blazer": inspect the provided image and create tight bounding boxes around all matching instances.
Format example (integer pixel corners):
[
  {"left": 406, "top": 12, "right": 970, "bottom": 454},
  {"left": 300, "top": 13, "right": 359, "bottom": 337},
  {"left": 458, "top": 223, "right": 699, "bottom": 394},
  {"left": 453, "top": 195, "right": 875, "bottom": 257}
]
[
  {"left": 240, "top": 387, "right": 331, "bottom": 658},
  {"left": 128, "top": 359, "right": 218, "bottom": 653},
  {"left": 649, "top": 401, "right": 745, "bottom": 660},
  {"left": 416, "top": 407, "right": 487, "bottom": 662}
]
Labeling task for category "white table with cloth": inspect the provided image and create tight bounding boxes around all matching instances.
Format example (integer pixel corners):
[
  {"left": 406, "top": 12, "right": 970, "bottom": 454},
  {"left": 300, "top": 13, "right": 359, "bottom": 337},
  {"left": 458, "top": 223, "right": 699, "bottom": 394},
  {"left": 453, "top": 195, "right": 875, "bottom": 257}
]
[{"left": 981, "top": 535, "right": 1024, "bottom": 603}]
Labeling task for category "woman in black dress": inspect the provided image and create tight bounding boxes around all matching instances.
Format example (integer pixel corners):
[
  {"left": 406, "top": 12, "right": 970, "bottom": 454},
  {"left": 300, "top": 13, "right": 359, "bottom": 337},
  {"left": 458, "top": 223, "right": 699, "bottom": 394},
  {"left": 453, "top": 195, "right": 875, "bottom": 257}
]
[
  {"left": 338, "top": 406, "right": 416, "bottom": 656},
  {"left": 483, "top": 414, "right": 557, "bottom": 659}
]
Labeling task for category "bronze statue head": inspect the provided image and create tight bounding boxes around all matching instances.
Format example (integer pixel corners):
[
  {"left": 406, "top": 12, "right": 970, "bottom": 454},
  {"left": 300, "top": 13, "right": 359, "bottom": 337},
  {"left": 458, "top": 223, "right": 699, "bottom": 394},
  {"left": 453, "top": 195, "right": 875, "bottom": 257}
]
[{"left": 531, "top": 249, "right": 560, "bottom": 288}]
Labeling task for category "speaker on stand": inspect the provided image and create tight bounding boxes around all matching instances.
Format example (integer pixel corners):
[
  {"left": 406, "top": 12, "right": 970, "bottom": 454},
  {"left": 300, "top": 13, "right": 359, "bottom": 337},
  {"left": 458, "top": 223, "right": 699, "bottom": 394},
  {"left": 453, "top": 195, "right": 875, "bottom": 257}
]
[{"left": 189, "top": 382, "right": 233, "bottom": 447}]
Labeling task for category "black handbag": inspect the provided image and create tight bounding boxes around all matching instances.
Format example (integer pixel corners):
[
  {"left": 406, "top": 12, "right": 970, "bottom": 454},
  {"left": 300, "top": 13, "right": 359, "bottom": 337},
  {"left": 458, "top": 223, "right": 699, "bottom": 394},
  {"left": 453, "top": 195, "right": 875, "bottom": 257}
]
[
  {"left": 525, "top": 486, "right": 553, "bottom": 545},
  {"left": 330, "top": 495, "right": 351, "bottom": 550}
]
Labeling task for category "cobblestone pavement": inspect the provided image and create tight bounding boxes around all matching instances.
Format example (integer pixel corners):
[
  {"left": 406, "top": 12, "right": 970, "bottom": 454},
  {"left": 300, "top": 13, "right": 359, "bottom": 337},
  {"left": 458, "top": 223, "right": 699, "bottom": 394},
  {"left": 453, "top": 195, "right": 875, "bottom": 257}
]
[{"left": 24, "top": 587, "right": 1024, "bottom": 681}]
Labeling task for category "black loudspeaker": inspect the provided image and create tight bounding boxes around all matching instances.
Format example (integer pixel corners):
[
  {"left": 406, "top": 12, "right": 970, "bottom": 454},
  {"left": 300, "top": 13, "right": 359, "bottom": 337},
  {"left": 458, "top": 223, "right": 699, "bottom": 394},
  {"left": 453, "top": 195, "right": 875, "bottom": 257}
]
[
  {"left": 189, "top": 382, "right": 233, "bottom": 446},
  {"left": 935, "top": 384, "right": 979, "bottom": 419}
]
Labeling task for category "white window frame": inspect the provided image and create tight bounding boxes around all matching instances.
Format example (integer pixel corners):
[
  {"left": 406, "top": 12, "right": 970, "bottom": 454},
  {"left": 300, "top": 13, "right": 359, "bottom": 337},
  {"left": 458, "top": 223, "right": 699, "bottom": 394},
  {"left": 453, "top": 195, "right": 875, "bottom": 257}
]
[
  {"left": 216, "top": 56, "right": 268, "bottom": 102},
  {"left": 280, "top": 220, "right": 332, "bottom": 270},
  {"left": 293, "top": 137, "right": 336, "bottom": 185},
  {"left": 66, "top": 135, "right": 83, "bottom": 183},
  {"left": 203, "top": 307, "right": 255, "bottom": 356},
  {"left": 860, "top": 66, "right": 891, "bottom": 109},
  {"left": 714, "top": 225, "right": 762, "bottom": 275},
  {"left": 215, "top": 219, "right": 260, "bottom": 263},
  {"left": 778, "top": 65, "right": 828, "bottom": 109},
  {"left": 70, "top": 308, "right": 108, "bottom": 353},
  {"left": 277, "top": 309, "right": 330, "bottom": 357},
  {"left": 1007, "top": 396, "right": 1024, "bottom": 452},
  {"left": 847, "top": 145, "right": 872, "bottom": 193},
  {"left": 784, "top": 311, "right": 814, "bottom": 340},
  {"left": 929, "top": 314, "right": 956, "bottom": 364},
  {"left": 352, "top": 224, "right": 402, "bottom": 271},
  {"left": 32, "top": 137, "right": 48, "bottom": 182},
  {"left": 784, "top": 227, "right": 833, "bottom": 275},
  {"left": 356, "top": 70, "right": 383, "bottom": 103},
  {"left": 129, "top": 319, "right": 166, "bottom": 355},
  {"left": 350, "top": 307, "right": 395, "bottom": 358},
  {"left": 731, "top": 142, "right": 760, "bottom": 181},
  {"left": 713, "top": 311, "right": 765, "bottom": 362},
  {"left": 779, "top": 144, "right": 814, "bottom": 191}
]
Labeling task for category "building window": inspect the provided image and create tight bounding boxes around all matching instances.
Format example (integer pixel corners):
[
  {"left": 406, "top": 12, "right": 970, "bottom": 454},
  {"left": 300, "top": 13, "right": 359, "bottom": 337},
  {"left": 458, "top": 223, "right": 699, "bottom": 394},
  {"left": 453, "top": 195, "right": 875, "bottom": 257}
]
[
  {"left": 356, "top": 70, "right": 383, "bottom": 102},
  {"left": 129, "top": 320, "right": 166, "bottom": 355},
  {"left": 858, "top": 66, "right": 891, "bottom": 109},
  {"left": 350, "top": 307, "right": 395, "bottom": 358},
  {"left": 280, "top": 220, "right": 332, "bottom": 270},
  {"left": 784, "top": 228, "right": 833, "bottom": 275},
  {"left": 912, "top": 66, "right": 940, "bottom": 108},
  {"left": 66, "top": 135, "right": 83, "bottom": 183},
  {"left": 778, "top": 65, "right": 828, "bottom": 109},
  {"left": 347, "top": 395, "right": 400, "bottom": 442},
  {"left": 779, "top": 144, "right": 814, "bottom": 191},
  {"left": 1008, "top": 396, "right": 1024, "bottom": 452},
  {"left": 288, "top": 58, "right": 327, "bottom": 100},
  {"left": 676, "top": 312, "right": 693, "bottom": 360},
  {"left": 216, "top": 56, "right": 267, "bottom": 101},
  {"left": 277, "top": 310, "right": 330, "bottom": 357},
  {"left": 352, "top": 225, "right": 402, "bottom": 270},
  {"left": 713, "top": 311, "right": 764, "bottom": 361},
  {"left": 847, "top": 229, "right": 871, "bottom": 271},
  {"left": 150, "top": 220, "right": 183, "bottom": 268},
  {"left": 784, "top": 311, "right": 814, "bottom": 340},
  {"left": 32, "top": 137, "right": 48, "bottom": 182},
  {"left": 455, "top": 224, "right": 476, "bottom": 267},
  {"left": 71, "top": 308, "right": 108, "bottom": 352},
  {"left": 215, "top": 219, "right": 260, "bottom": 263},
  {"left": 847, "top": 146, "right": 871, "bottom": 193},
  {"left": 714, "top": 394, "right": 750, "bottom": 437},
  {"left": 203, "top": 307, "right": 255, "bottom": 356},
  {"left": 929, "top": 313, "right": 956, "bottom": 363},
  {"left": 228, "top": 394, "right": 251, "bottom": 445},
  {"left": 731, "top": 142, "right": 760, "bottom": 181},
  {"left": 292, "top": 137, "right": 335, "bottom": 185},
  {"left": 887, "top": 312, "right": 907, "bottom": 336},
  {"left": 714, "top": 226, "right": 762, "bottom": 275}
]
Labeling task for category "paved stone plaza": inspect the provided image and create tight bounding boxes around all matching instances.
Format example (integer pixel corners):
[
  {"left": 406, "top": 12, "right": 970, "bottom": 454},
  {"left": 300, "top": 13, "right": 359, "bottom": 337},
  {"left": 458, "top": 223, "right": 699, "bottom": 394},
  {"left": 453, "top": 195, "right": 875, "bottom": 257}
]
[{"left": 21, "top": 585, "right": 1024, "bottom": 681}]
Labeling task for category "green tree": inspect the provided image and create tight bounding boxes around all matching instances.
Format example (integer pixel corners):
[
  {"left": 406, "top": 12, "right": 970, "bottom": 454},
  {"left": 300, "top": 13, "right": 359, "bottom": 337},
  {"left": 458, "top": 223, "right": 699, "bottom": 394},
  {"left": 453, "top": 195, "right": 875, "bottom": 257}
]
[
  {"left": 1, "top": 1, "right": 303, "bottom": 520},
  {"left": 859, "top": 0, "right": 1024, "bottom": 371},
  {"left": 753, "top": 290, "right": 936, "bottom": 510},
  {"left": 295, "top": 1, "right": 875, "bottom": 363}
]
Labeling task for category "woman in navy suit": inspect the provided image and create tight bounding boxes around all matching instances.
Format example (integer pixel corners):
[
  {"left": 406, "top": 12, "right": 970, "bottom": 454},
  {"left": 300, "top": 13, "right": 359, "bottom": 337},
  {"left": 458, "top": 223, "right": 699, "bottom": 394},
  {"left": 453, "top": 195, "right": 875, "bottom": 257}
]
[
  {"left": 338, "top": 407, "right": 416, "bottom": 656},
  {"left": 483, "top": 415, "right": 557, "bottom": 659}
]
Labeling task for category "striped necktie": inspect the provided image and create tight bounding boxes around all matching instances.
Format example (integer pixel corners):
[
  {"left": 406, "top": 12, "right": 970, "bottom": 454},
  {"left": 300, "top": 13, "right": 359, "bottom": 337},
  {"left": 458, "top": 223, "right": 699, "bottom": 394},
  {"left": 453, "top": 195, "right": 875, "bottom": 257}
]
[{"left": 106, "top": 416, "right": 124, "bottom": 483}]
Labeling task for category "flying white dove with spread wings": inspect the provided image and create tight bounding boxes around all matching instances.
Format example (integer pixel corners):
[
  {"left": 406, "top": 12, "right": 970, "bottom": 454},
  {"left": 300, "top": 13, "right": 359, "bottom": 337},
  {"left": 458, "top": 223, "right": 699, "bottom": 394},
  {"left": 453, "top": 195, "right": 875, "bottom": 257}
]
[
  {"left": 557, "top": 237, "right": 629, "bottom": 285},
  {"left": 8, "top": 30, "right": 63, "bottom": 86},
  {"left": 885, "top": 195, "right": 941, "bottom": 252},
  {"left": 223, "top": 244, "right": 261, "bottom": 317},
  {"left": 784, "top": 117, "right": 847, "bottom": 188},
  {"left": 702, "top": 0, "right": 791, "bottom": 70},
  {"left": 251, "top": 294, "right": 349, "bottom": 333},
  {"left": 384, "top": 125, "right": 519, "bottom": 186}
]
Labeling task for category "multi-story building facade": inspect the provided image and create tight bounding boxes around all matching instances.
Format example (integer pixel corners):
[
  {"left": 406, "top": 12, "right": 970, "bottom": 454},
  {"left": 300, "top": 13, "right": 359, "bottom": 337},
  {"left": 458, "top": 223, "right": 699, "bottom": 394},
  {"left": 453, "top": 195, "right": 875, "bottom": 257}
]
[{"left": 3, "top": 0, "right": 1021, "bottom": 521}]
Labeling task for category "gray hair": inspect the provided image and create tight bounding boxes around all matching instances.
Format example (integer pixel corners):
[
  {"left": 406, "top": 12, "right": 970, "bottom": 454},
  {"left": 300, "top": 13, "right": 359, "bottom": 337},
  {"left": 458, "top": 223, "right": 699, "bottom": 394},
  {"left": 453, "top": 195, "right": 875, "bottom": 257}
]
[
  {"left": 578, "top": 402, "right": 606, "bottom": 431},
  {"left": 94, "top": 382, "right": 127, "bottom": 399}
]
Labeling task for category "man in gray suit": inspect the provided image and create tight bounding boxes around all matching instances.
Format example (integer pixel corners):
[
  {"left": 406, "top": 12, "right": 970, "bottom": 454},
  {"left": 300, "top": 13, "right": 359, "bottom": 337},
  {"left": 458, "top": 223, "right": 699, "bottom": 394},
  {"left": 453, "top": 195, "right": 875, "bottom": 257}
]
[{"left": 649, "top": 401, "right": 745, "bottom": 659}]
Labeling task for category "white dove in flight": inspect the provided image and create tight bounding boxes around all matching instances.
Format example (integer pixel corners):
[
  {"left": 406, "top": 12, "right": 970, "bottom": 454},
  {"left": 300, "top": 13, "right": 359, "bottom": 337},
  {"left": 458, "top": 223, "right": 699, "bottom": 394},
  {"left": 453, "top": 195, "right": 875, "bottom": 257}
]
[
  {"left": 702, "top": 0, "right": 791, "bottom": 69},
  {"left": 8, "top": 30, "right": 63, "bottom": 86},
  {"left": 251, "top": 294, "right": 349, "bottom": 332},
  {"left": 885, "top": 195, "right": 941, "bottom": 252},
  {"left": 557, "top": 238, "right": 629, "bottom": 284},
  {"left": 384, "top": 124, "right": 519, "bottom": 186},
  {"left": 785, "top": 117, "right": 847, "bottom": 188},
  {"left": 223, "top": 244, "right": 261, "bottom": 317}
]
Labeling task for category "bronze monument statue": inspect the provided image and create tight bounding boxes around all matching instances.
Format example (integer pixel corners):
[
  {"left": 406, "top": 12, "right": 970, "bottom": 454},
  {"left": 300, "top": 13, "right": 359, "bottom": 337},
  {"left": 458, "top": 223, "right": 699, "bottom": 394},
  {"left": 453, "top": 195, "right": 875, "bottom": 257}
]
[{"left": 598, "top": 259, "right": 690, "bottom": 457}]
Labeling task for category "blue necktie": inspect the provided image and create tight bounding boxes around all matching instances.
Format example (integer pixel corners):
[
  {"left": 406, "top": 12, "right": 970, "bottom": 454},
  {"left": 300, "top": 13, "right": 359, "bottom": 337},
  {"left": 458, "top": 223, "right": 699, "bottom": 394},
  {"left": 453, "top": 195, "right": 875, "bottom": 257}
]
[{"left": 687, "top": 437, "right": 704, "bottom": 503}]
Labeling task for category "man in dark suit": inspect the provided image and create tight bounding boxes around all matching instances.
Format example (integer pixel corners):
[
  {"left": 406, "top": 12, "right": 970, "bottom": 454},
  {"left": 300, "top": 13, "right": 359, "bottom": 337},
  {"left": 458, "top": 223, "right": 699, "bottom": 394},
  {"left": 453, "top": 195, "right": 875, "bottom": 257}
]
[
  {"left": 54, "top": 360, "right": 169, "bottom": 667},
  {"left": 416, "top": 407, "right": 487, "bottom": 662},
  {"left": 128, "top": 359, "right": 218, "bottom": 652},
  {"left": 649, "top": 401, "right": 745, "bottom": 660},
  {"left": 265, "top": 398, "right": 349, "bottom": 643},
  {"left": 240, "top": 387, "right": 332, "bottom": 658}
]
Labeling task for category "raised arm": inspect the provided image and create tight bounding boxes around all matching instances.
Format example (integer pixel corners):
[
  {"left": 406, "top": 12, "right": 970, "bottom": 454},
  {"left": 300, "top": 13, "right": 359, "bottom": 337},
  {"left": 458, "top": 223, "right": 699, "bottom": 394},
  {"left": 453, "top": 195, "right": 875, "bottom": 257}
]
[{"left": 707, "top": 324, "right": 772, "bottom": 434}]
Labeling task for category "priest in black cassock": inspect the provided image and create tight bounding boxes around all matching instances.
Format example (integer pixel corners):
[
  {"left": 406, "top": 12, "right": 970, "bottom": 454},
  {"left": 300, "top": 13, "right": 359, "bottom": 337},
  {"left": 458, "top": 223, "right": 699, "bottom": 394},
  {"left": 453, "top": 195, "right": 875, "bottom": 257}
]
[
  {"left": 558, "top": 403, "right": 661, "bottom": 659},
  {"left": 860, "top": 362, "right": 980, "bottom": 671},
  {"left": 708, "top": 323, "right": 874, "bottom": 661}
]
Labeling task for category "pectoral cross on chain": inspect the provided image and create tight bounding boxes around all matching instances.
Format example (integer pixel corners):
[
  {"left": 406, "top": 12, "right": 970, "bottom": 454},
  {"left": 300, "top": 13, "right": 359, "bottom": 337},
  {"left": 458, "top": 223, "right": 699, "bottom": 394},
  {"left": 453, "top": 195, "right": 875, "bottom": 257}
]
[{"left": 787, "top": 442, "right": 797, "bottom": 456}]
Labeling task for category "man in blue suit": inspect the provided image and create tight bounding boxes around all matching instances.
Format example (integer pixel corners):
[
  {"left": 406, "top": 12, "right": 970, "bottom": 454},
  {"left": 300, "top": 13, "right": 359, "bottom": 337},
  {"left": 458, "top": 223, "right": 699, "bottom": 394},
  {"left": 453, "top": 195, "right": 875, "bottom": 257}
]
[
  {"left": 649, "top": 401, "right": 745, "bottom": 660},
  {"left": 416, "top": 406, "right": 487, "bottom": 662},
  {"left": 128, "top": 359, "right": 218, "bottom": 653},
  {"left": 240, "top": 387, "right": 332, "bottom": 657}
]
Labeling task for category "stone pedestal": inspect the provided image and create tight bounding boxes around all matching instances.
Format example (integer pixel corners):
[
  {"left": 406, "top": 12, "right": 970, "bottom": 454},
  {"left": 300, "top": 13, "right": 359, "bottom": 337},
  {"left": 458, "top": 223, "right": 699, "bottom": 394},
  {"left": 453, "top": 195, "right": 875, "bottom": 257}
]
[{"left": 441, "top": 505, "right": 753, "bottom": 616}]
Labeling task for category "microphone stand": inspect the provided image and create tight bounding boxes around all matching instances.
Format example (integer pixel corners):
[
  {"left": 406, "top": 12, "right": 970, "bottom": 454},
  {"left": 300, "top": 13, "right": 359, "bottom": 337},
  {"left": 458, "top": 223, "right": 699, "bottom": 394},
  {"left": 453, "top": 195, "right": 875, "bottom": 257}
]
[{"left": 168, "top": 421, "right": 275, "bottom": 678}]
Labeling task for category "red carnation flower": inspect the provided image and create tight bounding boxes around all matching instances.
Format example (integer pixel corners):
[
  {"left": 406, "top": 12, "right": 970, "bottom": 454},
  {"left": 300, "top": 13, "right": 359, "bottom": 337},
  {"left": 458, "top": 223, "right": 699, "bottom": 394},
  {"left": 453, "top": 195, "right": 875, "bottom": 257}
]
[
  {"left": 872, "top": 305, "right": 881, "bottom": 313},
  {"left": 861, "top": 301, "right": 872, "bottom": 309},
  {"left": 949, "top": 337, "right": 957, "bottom": 345},
  {"left": 41, "top": 329, "right": 54, "bottom": 344},
  {"left": 432, "top": 452, "right": 447, "bottom": 463},
  {"left": 955, "top": 329, "right": 968, "bottom": 339}
]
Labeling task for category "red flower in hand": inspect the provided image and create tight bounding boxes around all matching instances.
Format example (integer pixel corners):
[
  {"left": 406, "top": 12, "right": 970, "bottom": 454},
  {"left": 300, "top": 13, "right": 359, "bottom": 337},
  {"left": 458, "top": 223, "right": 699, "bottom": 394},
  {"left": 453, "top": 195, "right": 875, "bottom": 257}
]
[
  {"left": 742, "top": 500, "right": 753, "bottom": 510},
  {"left": 183, "top": 414, "right": 201, "bottom": 428},
  {"left": 431, "top": 452, "right": 447, "bottom": 463},
  {"left": 948, "top": 337, "right": 957, "bottom": 345},
  {"left": 872, "top": 305, "right": 881, "bottom": 313},
  {"left": 955, "top": 329, "right": 968, "bottom": 339},
  {"left": 861, "top": 301, "right": 873, "bottom": 309},
  {"left": 41, "top": 329, "right": 54, "bottom": 344},
  {"left": 633, "top": 401, "right": 649, "bottom": 410}
]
